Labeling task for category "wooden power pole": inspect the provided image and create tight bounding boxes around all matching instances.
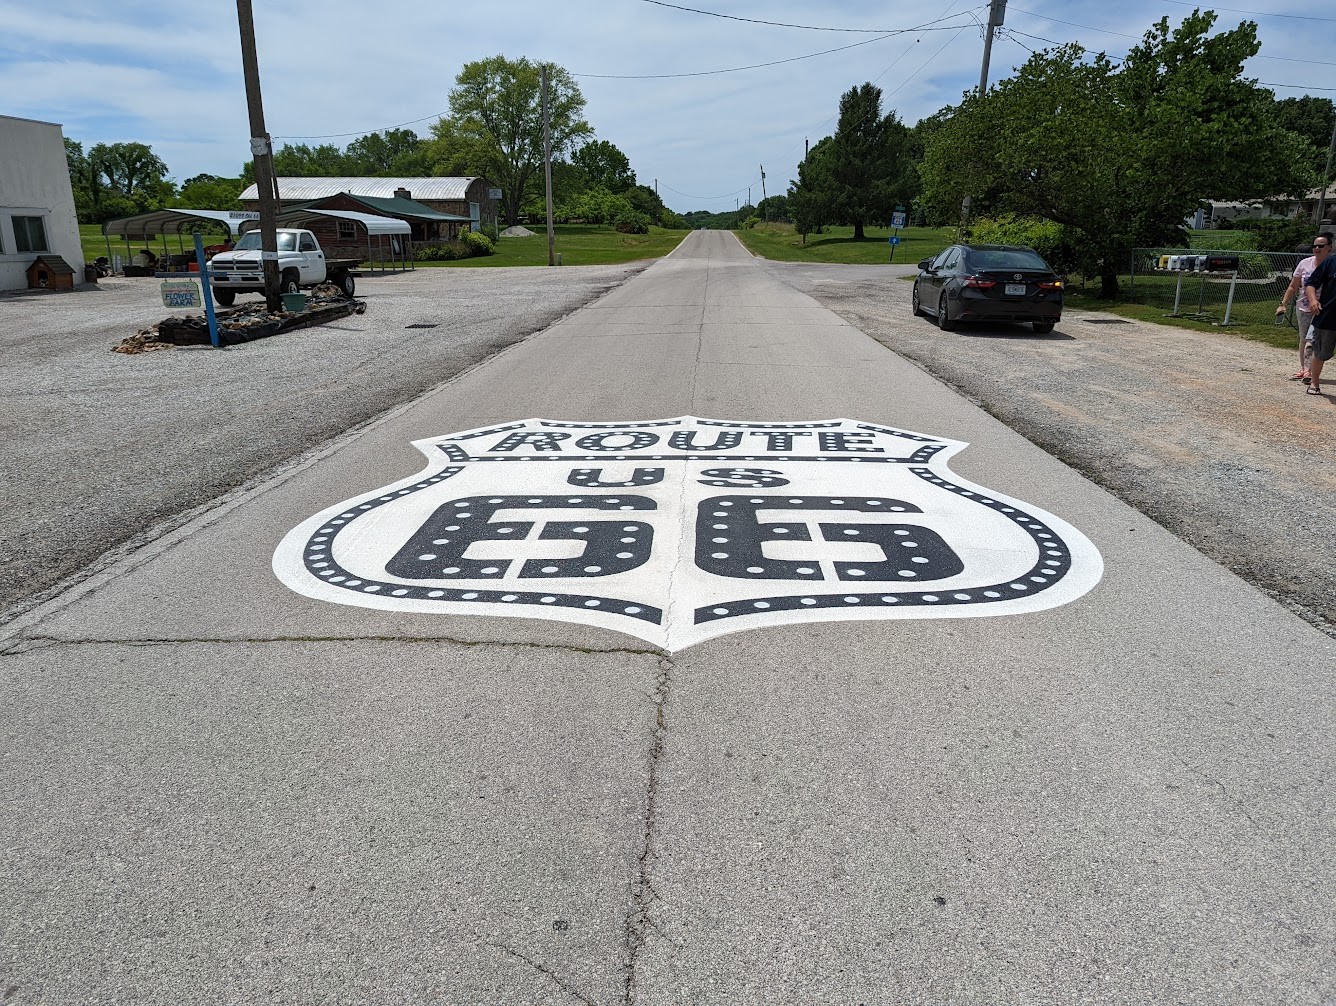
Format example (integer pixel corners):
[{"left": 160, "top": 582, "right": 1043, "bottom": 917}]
[
  {"left": 542, "top": 64, "right": 555, "bottom": 267},
  {"left": 236, "top": 0, "right": 281, "bottom": 311}
]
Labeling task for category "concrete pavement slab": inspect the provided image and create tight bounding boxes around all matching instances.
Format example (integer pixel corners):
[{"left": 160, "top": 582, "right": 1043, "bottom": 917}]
[{"left": 4, "top": 231, "right": 1332, "bottom": 1003}]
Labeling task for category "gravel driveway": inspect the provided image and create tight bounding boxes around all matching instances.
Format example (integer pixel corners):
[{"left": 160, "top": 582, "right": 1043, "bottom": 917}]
[
  {"left": 764, "top": 261, "right": 1336, "bottom": 635},
  {"left": 0, "top": 265, "right": 645, "bottom": 614}
]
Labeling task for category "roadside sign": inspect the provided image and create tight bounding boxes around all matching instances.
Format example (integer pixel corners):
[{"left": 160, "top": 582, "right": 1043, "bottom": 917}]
[
  {"left": 160, "top": 279, "right": 202, "bottom": 310},
  {"left": 891, "top": 211, "right": 907, "bottom": 229},
  {"left": 888, "top": 235, "right": 901, "bottom": 246},
  {"left": 488, "top": 188, "right": 503, "bottom": 200}
]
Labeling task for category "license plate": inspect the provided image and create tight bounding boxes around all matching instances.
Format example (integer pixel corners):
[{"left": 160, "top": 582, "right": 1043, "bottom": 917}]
[{"left": 1005, "top": 283, "right": 1027, "bottom": 296}]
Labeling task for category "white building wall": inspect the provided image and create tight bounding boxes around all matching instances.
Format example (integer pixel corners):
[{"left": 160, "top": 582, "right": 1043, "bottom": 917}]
[{"left": 0, "top": 115, "right": 84, "bottom": 291}]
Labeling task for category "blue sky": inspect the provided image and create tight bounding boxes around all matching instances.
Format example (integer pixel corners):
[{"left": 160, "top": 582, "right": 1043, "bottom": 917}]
[{"left": 0, "top": 0, "right": 1329, "bottom": 214}]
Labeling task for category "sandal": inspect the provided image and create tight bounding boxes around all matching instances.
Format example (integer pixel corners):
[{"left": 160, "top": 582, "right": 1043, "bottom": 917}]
[
  {"left": 1291, "top": 372, "right": 1308, "bottom": 380},
  {"left": 1307, "top": 386, "right": 1323, "bottom": 396},
  {"left": 1304, "top": 376, "right": 1312, "bottom": 385}
]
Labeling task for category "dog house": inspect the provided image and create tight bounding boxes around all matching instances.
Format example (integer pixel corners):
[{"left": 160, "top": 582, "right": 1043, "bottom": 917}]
[{"left": 25, "top": 255, "right": 76, "bottom": 290}]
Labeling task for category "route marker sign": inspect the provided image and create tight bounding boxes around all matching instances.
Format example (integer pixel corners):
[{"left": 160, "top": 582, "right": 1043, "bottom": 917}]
[{"left": 274, "top": 417, "right": 1103, "bottom": 650}]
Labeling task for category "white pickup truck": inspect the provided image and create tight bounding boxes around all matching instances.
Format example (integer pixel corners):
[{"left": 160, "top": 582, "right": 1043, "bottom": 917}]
[{"left": 208, "top": 228, "right": 359, "bottom": 306}]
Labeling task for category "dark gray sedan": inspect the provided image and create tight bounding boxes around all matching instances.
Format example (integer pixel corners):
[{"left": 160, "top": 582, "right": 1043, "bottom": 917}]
[{"left": 912, "top": 244, "right": 1063, "bottom": 334}]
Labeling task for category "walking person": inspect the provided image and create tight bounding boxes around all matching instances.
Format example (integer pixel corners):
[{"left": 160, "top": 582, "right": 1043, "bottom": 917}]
[
  {"left": 1277, "top": 233, "right": 1330, "bottom": 381},
  {"left": 1303, "top": 234, "right": 1336, "bottom": 396}
]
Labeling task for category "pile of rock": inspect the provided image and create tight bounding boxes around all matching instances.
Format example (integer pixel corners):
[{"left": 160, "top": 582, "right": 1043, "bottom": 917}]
[{"left": 112, "top": 283, "right": 364, "bottom": 354}]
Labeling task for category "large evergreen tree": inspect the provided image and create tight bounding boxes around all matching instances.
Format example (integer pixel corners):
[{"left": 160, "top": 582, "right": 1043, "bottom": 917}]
[{"left": 786, "top": 84, "right": 915, "bottom": 239}]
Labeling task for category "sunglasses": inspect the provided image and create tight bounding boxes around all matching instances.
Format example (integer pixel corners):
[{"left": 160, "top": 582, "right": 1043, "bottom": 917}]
[{"left": 1316, "top": 243, "right": 1330, "bottom": 250}]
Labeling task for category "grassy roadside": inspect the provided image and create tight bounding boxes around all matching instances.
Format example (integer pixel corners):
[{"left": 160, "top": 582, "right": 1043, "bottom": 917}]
[
  {"left": 732, "top": 221, "right": 955, "bottom": 265},
  {"left": 423, "top": 225, "right": 687, "bottom": 267}
]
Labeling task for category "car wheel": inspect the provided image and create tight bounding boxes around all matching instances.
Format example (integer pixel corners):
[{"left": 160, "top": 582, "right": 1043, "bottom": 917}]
[
  {"left": 937, "top": 290, "right": 957, "bottom": 331},
  {"left": 335, "top": 271, "right": 356, "bottom": 298},
  {"left": 212, "top": 288, "right": 235, "bottom": 307},
  {"left": 911, "top": 282, "right": 922, "bottom": 317},
  {"left": 280, "top": 271, "right": 299, "bottom": 294},
  {"left": 1032, "top": 320, "right": 1055, "bottom": 334}
]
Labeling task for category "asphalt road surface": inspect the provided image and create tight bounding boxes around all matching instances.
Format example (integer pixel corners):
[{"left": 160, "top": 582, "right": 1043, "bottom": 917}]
[{"left": 2, "top": 231, "right": 1333, "bottom": 1004}]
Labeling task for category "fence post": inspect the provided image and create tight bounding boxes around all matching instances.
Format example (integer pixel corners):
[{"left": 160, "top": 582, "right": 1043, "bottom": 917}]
[
  {"left": 1129, "top": 250, "right": 1135, "bottom": 293},
  {"left": 1222, "top": 270, "right": 1238, "bottom": 325}
]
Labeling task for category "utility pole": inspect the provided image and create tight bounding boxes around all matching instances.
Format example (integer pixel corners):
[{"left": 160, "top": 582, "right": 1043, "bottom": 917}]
[
  {"left": 978, "top": 0, "right": 1007, "bottom": 97},
  {"left": 236, "top": 0, "right": 280, "bottom": 312},
  {"left": 760, "top": 164, "right": 767, "bottom": 220},
  {"left": 1316, "top": 112, "right": 1336, "bottom": 225},
  {"left": 963, "top": 0, "right": 1008, "bottom": 229},
  {"left": 542, "top": 64, "right": 555, "bottom": 266}
]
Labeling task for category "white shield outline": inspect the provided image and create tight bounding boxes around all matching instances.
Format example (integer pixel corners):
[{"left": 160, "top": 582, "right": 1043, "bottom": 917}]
[{"left": 273, "top": 417, "right": 1103, "bottom": 651}]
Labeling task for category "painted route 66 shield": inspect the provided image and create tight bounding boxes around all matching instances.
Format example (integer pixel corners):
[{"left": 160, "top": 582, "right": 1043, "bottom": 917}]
[{"left": 273, "top": 417, "right": 1102, "bottom": 651}]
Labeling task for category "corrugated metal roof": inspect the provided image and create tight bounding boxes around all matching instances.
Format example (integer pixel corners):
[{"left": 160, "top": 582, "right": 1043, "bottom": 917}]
[
  {"left": 337, "top": 193, "right": 471, "bottom": 222},
  {"left": 239, "top": 177, "right": 481, "bottom": 201}
]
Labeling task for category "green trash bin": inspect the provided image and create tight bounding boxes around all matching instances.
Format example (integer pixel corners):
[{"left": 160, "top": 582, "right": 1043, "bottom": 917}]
[{"left": 281, "top": 291, "right": 307, "bottom": 313}]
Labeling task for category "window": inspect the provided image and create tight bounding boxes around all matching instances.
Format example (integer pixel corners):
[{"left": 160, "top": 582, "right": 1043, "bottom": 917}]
[
  {"left": 337, "top": 220, "right": 357, "bottom": 241},
  {"left": 12, "top": 216, "right": 48, "bottom": 254},
  {"left": 298, "top": 233, "right": 317, "bottom": 252}
]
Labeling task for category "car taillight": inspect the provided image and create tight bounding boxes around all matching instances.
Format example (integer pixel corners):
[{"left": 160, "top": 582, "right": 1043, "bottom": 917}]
[
  {"left": 964, "top": 275, "right": 996, "bottom": 289},
  {"left": 1038, "top": 279, "right": 1063, "bottom": 289}
]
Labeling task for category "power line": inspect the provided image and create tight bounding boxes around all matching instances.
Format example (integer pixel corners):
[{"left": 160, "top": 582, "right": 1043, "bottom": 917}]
[
  {"left": 1155, "top": 0, "right": 1336, "bottom": 20},
  {"left": 637, "top": 0, "right": 974, "bottom": 33},
  {"left": 573, "top": 12, "right": 986, "bottom": 80},
  {"left": 275, "top": 112, "right": 443, "bottom": 141},
  {"left": 1262, "top": 81, "right": 1336, "bottom": 91}
]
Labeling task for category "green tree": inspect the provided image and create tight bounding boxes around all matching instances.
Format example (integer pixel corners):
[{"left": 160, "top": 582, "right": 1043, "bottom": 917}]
[
  {"left": 787, "top": 85, "right": 914, "bottom": 239},
  {"left": 270, "top": 143, "right": 353, "bottom": 177},
  {"left": 440, "top": 55, "right": 593, "bottom": 224},
  {"left": 1270, "top": 95, "right": 1335, "bottom": 176},
  {"left": 172, "top": 174, "right": 244, "bottom": 210},
  {"left": 65, "top": 138, "right": 102, "bottom": 221},
  {"left": 788, "top": 136, "right": 835, "bottom": 242},
  {"left": 345, "top": 128, "right": 425, "bottom": 174},
  {"left": 570, "top": 140, "right": 635, "bottom": 193},
  {"left": 919, "top": 12, "right": 1315, "bottom": 296},
  {"left": 88, "top": 142, "right": 170, "bottom": 199}
]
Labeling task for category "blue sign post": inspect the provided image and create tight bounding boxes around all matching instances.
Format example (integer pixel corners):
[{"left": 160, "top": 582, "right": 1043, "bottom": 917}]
[
  {"left": 889, "top": 207, "right": 907, "bottom": 262},
  {"left": 192, "top": 232, "right": 220, "bottom": 349}
]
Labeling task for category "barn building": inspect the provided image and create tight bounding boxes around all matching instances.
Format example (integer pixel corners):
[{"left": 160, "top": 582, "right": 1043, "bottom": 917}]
[
  {"left": 0, "top": 115, "right": 84, "bottom": 292},
  {"left": 237, "top": 177, "right": 498, "bottom": 235}
]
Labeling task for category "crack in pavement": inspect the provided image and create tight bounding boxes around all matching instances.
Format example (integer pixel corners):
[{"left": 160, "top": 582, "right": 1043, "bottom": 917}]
[
  {"left": 0, "top": 633, "right": 664, "bottom": 659},
  {"left": 623, "top": 655, "right": 674, "bottom": 1005},
  {"left": 484, "top": 939, "right": 600, "bottom": 1006}
]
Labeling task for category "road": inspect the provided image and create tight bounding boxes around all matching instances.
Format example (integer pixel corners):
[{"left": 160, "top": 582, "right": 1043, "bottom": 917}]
[{"left": 2, "top": 231, "right": 1333, "bottom": 1004}]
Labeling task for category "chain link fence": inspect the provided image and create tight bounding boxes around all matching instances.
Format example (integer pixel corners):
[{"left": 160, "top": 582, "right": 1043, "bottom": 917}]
[{"left": 1123, "top": 248, "right": 1303, "bottom": 329}]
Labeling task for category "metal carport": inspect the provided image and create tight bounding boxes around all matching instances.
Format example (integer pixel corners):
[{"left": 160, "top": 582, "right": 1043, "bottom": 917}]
[{"left": 101, "top": 210, "right": 260, "bottom": 271}]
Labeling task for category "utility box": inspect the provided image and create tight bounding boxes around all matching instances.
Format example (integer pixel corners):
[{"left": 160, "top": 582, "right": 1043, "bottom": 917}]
[{"left": 25, "top": 255, "right": 76, "bottom": 291}]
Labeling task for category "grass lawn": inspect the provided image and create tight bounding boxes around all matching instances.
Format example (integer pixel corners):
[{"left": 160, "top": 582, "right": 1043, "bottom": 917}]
[
  {"left": 421, "top": 225, "right": 687, "bottom": 267},
  {"left": 732, "top": 221, "right": 955, "bottom": 265}
]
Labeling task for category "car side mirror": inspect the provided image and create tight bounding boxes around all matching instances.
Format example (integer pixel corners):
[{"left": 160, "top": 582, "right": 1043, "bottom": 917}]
[{"left": 917, "top": 259, "right": 932, "bottom": 271}]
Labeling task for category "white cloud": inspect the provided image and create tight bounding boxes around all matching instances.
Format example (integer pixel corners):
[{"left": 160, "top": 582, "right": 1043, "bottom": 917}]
[{"left": 0, "top": 0, "right": 1325, "bottom": 212}]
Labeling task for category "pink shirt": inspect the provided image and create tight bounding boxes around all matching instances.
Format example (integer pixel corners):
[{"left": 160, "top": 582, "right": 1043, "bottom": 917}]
[{"left": 1294, "top": 256, "right": 1317, "bottom": 314}]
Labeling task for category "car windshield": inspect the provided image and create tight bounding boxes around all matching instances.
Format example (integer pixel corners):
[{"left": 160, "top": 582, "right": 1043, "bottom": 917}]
[
  {"left": 967, "top": 249, "right": 1050, "bottom": 271},
  {"left": 231, "top": 232, "right": 296, "bottom": 251}
]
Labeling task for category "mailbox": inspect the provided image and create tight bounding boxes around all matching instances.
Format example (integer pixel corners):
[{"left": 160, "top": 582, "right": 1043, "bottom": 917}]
[{"left": 1206, "top": 255, "right": 1239, "bottom": 272}]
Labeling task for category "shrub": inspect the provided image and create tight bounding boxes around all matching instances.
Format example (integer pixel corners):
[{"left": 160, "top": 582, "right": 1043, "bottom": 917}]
[
  {"left": 1229, "top": 217, "right": 1324, "bottom": 253},
  {"left": 1188, "top": 229, "right": 1259, "bottom": 252},
  {"left": 968, "top": 214, "right": 1081, "bottom": 275},
  {"left": 462, "top": 230, "right": 495, "bottom": 255},
  {"left": 613, "top": 210, "right": 651, "bottom": 234}
]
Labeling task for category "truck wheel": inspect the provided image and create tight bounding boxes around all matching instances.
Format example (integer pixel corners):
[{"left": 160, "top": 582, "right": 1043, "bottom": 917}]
[
  {"left": 333, "top": 270, "right": 355, "bottom": 298},
  {"left": 213, "top": 288, "right": 236, "bottom": 307},
  {"left": 280, "top": 270, "right": 300, "bottom": 294}
]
